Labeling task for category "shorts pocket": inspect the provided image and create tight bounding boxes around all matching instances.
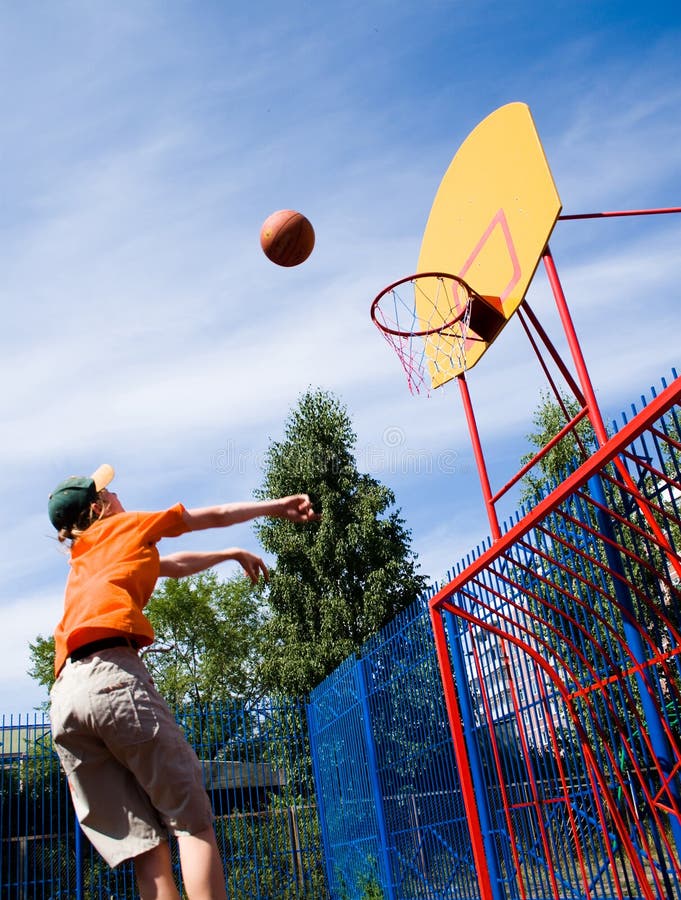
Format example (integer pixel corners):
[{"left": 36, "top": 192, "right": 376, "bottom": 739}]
[
  {"left": 50, "top": 697, "right": 83, "bottom": 777},
  {"left": 93, "top": 680, "right": 160, "bottom": 746}
]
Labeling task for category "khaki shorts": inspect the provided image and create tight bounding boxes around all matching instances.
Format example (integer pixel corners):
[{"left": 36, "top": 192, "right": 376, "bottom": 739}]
[{"left": 50, "top": 647, "right": 213, "bottom": 867}]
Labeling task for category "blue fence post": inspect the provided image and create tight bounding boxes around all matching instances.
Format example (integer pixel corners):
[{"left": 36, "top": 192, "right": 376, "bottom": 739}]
[
  {"left": 355, "top": 657, "right": 397, "bottom": 900},
  {"left": 306, "top": 702, "right": 337, "bottom": 898},
  {"left": 74, "top": 810, "right": 83, "bottom": 900},
  {"left": 444, "top": 610, "right": 505, "bottom": 900}
]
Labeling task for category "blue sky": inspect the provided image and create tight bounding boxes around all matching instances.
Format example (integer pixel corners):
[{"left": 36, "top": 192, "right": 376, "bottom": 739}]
[{"left": 1, "top": 1, "right": 680, "bottom": 714}]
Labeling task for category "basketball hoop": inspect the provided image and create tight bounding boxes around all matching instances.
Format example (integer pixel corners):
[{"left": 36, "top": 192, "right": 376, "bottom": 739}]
[{"left": 371, "top": 272, "right": 505, "bottom": 394}]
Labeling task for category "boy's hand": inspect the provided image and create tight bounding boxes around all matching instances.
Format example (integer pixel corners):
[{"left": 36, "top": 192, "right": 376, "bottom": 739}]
[
  {"left": 233, "top": 549, "right": 270, "bottom": 584},
  {"left": 276, "top": 494, "right": 321, "bottom": 523}
]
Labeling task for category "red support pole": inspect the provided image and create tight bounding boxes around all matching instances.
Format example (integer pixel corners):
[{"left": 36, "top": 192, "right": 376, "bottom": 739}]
[
  {"left": 518, "top": 301, "right": 585, "bottom": 404},
  {"left": 559, "top": 206, "right": 681, "bottom": 221},
  {"left": 542, "top": 245, "right": 609, "bottom": 446},
  {"left": 457, "top": 373, "right": 502, "bottom": 540}
]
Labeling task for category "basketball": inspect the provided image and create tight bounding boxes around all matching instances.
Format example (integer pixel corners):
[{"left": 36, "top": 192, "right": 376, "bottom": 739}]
[{"left": 260, "top": 210, "right": 315, "bottom": 267}]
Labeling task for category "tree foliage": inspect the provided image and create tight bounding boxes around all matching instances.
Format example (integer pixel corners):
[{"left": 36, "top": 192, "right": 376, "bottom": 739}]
[
  {"left": 27, "top": 634, "right": 57, "bottom": 702},
  {"left": 144, "top": 571, "right": 263, "bottom": 708},
  {"left": 520, "top": 391, "right": 597, "bottom": 502},
  {"left": 254, "top": 388, "right": 427, "bottom": 696}
]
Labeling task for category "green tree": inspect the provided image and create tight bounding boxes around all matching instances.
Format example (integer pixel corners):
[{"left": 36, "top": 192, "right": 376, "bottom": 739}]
[
  {"left": 520, "top": 391, "right": 597, "bottom": 502},
  {"left": 143, "top": 571, "right": 263, "bottom": 708},
  {"left": 255, "top": 388, "right": 427, "bottom": 696},
  {"left": 28, "top": 634, "right": 57, "bottom": 700}
]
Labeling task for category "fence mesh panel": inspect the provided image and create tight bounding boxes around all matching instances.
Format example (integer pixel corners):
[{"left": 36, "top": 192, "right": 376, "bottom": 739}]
[{"left": 0, "top": 700, "right": 327, "bottom": 898}]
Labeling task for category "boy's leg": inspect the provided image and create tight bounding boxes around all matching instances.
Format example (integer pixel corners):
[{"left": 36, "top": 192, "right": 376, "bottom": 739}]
[
  {"left": 177, "top": 826, "right": 228, "bottom": 900},
  {"left": 134, "top": 840, "right": 181, "bottom": 899}
]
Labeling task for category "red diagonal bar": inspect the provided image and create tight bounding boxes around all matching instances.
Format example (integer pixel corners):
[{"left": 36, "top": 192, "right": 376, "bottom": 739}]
[{"left": 559, "top": 206, "right": 681, "bottom": 220}]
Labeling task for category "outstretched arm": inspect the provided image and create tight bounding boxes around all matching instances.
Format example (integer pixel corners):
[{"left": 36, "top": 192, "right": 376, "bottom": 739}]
[
  {"left": 159, "top": 548, "right": 269, "bottom": 584},
  {"left": 180, "top": 494, "right": 320, "bottom": 532}
]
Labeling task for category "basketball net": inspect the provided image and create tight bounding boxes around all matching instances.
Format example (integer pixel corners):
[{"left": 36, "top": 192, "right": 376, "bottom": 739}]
[{"left": 371, "top": 273, "right": 482, "bottom": 395}]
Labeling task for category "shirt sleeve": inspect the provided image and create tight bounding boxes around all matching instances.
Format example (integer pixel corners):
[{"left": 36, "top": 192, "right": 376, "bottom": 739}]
[{"left": 137, "top": 503, "right": 190, "bottom": 543}]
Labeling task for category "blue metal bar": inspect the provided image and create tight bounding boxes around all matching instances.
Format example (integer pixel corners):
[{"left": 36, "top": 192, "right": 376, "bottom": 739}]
[
  {"left": 307, "top": 701, "right": 336, "bottom": 897},
  {"left": 356, "top": 656, "right": 397, "bottom": 900},
  {"left": 74, "top": 811, "right": 83, "bottom": 900}
]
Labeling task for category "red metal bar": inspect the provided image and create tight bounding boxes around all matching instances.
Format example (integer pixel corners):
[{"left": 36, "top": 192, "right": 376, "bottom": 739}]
[
  {"left": 619, "top": 446, "right": 681, "bottom": 496},
  {"left": 559, "top": 206, "right": 681, "bottom": 221},
  {"left": 490, "top": 406, "right": 589, "bottom": 504},
  {"left": 542, "top": 246, "right": 609, "bottom": 445},
  {"left": 516, "top": 310, "right": 586, "bottom": 435},
  {"left": 518, "top": 301, "right": 586, "bottom": 404},
  {"left": 650, "top": 424, "right": 681, "bottom": 453},
  {"left": 428, "top": 607, "right": 496, "bottom": 900},
  {"left": 457, "top": 373, "right": 502, "bottom": 540}
]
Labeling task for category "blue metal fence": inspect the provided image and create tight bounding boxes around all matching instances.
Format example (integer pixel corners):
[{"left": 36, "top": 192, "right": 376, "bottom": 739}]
[
  {"left": 0, "top": 716, "right": 68, "bottom": 898},
  {"left": 308, "top": 596, "right": 478, "bottom": 900},
  {"left": 0, "top": 700, "right": 327, "bottom": 898}
]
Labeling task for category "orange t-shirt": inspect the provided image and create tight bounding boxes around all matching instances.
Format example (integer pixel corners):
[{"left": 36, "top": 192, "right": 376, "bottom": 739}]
[{"left": 54, "top": 504, "right": 189, "bottom": 676}]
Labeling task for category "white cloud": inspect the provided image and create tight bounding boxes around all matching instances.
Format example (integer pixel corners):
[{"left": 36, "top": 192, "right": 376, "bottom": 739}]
[{"left": 0, "top": 590, "right": 59, "bottom": 715}]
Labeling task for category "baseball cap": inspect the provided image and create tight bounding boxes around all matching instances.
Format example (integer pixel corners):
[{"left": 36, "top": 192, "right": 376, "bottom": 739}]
[{"left": 48, "top": 464, "right": 115, "bottom": 530}]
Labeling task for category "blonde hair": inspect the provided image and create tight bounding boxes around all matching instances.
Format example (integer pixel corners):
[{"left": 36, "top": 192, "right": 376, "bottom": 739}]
[{"left": 56, "top": 490, "right": 110, "bottom": 546}]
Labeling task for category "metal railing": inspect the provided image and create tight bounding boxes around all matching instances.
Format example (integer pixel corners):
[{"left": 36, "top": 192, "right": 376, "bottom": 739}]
[{"left": 0, "top": 699, "right": 327, "bottom": 898}]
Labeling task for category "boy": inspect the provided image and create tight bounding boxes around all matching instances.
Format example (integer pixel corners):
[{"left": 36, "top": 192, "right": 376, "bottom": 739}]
[{"left": 48, "top": 464, "right": 319, "bottom": 899}]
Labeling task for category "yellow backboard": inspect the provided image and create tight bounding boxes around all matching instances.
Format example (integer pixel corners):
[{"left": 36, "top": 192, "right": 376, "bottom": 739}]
[{"left": 417, "top": 102, "right": 562, "bottom": 387}]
